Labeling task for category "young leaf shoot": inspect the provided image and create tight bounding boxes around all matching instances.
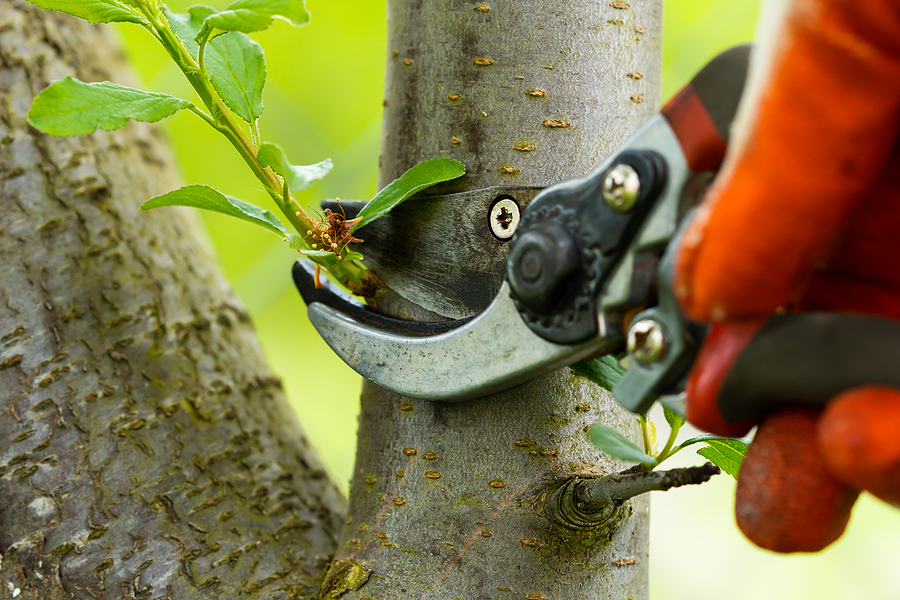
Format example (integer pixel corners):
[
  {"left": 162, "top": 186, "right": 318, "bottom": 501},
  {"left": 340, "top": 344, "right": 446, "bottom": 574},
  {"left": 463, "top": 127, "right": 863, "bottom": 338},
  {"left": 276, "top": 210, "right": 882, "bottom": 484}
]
[{"left": 24, "top": 0, "right": 465, "bottom": 294}]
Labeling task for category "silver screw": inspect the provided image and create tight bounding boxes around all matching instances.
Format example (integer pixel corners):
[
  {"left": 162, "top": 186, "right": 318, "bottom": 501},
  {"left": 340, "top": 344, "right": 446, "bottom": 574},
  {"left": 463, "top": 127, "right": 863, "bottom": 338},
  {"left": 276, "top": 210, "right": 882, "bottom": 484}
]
[
  {"left": 627, "top": 318, "right": 668, "bottom": 366},
  {"left": 490, "top": 198, "right": 520, "bottom": 240},
  {"left": 602, "top": 164, "right": 640, "bottom": 212}
]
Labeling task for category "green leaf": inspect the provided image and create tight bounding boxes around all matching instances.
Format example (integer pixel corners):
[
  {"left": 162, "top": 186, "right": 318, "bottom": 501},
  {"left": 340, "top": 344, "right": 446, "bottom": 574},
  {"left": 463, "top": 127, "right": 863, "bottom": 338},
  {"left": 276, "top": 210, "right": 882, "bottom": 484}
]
[
  {"left": 697, "top": 439, "right": 749, "bottom": 478},
  {"left": 166, "top": 4, "right": 266, "bottom": 121},
  {"left": 588, "top": 424, "right": 658, "bottom": 467},
  {"left": 287, "top": 235, "right": 363, "bottom": 265},
  {"left": 258, "top": 142, "right": 332, "bottom": 191},
  {"left": 296, "top": 249, "right": 364, "bottom": 270},
  {"left": 663, "top": 405, "right": 685, "bottom": 429},
  {"left": 351, "top": 157, "right": 466, "bottom": 231},
  {"left": 298, "top": 249, "right": 337, "bottom": 268},
  {"left": 674, "top": 434, "right": 750, "bottom": 479},
  {"left": 141, "top": 184, "right": 287, "bottom": 237},
  {"left": 197, "top": 0, "right": 310, "bottom": 40},
  {"left": 25, "top": 0, "right": 150, "bottom": 25},
  {"left": 27, "top": 76, "right": 191, "bottom": 137},
  {"left": 571, "top": 355, "right": 624, "bottom": 391},
  {"left": 286, "top": 233, "right": 305, "bottom": 250},
  {"left": 205, "top": 32, "right": 266, "bottom": 122},
  {"left": 164, "top": 4, "right": 216, "bottom": 60},
  {"left": 646, "top": 420, "right": 657, "bottom": 452}
]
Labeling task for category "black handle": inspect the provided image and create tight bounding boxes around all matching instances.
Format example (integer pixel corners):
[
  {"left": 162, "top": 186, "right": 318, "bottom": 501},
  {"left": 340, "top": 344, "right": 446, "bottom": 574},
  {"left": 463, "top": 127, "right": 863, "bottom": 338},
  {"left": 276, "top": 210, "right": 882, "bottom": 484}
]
[{"left": 719, "top": 312, "right": 900, "bottom": 423}]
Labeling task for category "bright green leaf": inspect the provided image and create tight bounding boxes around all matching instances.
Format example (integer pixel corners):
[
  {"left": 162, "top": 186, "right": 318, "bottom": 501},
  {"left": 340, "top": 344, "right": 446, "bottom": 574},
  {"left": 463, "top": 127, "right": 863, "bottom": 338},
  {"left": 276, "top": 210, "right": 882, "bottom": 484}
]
[
  {"left": 298, "top": 249, "right": 337, "bottom": 266},
  {"left": 205, "top": 32, "right": 266, "bottom": 122},
  {"left": 197, "top": 0, "right": 309, "bottom": 40},
  {"left": 588, "top": 424, "right": 658, "bottom": 467},
  {"left": 697, "top": 439, "right": 749, "bottom": 478},
  {"left": 646, "top": 420, "right": 657, "bottom": 453},
  {"left": 200, "top": 9, "right": 270, "bottom": 37},
  {"left": 27, "top": 76, "right": 192, "bottom": 137},
  {"left": 164, "top": 4, "right": 216, "bottom": 60},
  {"left": 286, "top": 233, "right": 305, "bottom": 250},
  {"left": 165, "top": 4, "right": 265, "bottom": 121},
  {"left": 351, "top": 157, "right": 466, "bottom": 231},
  {"left": 25, "top": 0, "right": 150, "bottom": 25},
  {"left": 674, "top": 434, "right": 750, "bottom": 479},
  {"left": 571, "top": 355, "right": 624, "bottom": 391},
  {"left": 663, "top": 405, "right": 685, "bottom": 429},
  {"left": 296, "top": 248, "right": 363, "bottom": 269},
  {"left": 258, "top": 142, "right": 332, "bottom": 191},
  {"left": 141, "top": 184, "right": 287, "bottom": 237}
]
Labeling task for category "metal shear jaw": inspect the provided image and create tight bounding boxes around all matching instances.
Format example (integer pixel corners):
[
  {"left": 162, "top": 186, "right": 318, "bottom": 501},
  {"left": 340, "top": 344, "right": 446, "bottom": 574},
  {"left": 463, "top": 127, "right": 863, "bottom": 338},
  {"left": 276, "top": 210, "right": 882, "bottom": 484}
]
[
  {"left": 294, "top": 45, "right": 752, "bottom": 412},
  {"left": 295, "top": 262, "right": 616, "bottom": 401},
  {"left": 294, "top": 113, "right": 695, "bottom": 403}
]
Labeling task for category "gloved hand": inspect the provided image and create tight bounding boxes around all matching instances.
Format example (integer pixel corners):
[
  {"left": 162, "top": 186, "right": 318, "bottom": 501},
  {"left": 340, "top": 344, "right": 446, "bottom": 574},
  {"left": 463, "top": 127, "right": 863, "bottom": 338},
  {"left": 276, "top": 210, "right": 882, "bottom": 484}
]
[{"left": 673, "top": 0, "right": 900, "bottom": 552}]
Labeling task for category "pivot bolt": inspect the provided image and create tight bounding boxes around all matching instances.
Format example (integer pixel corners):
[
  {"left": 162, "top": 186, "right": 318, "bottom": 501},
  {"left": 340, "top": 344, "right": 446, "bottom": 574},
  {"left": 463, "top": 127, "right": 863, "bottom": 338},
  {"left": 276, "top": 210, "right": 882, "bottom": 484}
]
[
  {"left": 627, "top": 318, "right": 668, "bottom": 366},
  {"left": 507, "top": 222, "right": 580, "bottom": 314},
  {"left": 489, "top": 197, "right": 521, "bottom": 240},
  {"left": 602, "top": 164, "right": 640, "bottom": 213}
]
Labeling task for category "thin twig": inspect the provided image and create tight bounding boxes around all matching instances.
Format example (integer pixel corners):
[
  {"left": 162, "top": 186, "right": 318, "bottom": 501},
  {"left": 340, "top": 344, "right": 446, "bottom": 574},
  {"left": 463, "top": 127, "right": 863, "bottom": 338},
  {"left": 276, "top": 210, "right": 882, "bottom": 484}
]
[{"left": 574, "top": 462, "right": 721, "bottom": 513}]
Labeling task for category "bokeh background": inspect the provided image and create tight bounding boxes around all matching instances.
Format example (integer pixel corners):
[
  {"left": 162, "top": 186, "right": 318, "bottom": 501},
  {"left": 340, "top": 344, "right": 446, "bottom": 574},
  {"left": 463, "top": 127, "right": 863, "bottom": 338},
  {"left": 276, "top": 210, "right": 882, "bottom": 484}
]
[{"left": 116, "top": 1, "right": 900, "bottom": 598}]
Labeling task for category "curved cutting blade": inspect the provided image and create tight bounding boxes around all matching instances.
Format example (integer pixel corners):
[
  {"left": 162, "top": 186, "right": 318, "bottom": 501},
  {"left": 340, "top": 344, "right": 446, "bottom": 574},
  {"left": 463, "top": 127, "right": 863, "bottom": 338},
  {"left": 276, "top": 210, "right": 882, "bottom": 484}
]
[
  {"left": 343, "top": 186, "right": 543, "bottom": 319},
  {"left": 294, "top": 261, "right": 613, "bottom": 400}
]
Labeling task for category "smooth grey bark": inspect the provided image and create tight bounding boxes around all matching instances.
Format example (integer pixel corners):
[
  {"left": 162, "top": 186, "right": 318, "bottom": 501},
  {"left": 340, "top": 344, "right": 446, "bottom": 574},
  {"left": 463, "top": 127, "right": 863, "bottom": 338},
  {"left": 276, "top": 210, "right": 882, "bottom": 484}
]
[
  {"left": 380, "top": 0, "right": 661, "bottom": 191},
  {"left": 325, "top": 1, "right": 662, "bottom": 599},
  {"left": 0, "top": 4, "right": 344, "bottom": 598}
]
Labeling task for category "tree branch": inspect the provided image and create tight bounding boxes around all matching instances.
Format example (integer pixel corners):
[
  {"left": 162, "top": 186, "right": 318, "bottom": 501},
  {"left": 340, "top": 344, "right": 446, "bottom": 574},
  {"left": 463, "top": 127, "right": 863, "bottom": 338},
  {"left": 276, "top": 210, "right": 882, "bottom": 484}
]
[{"left": 574, "top": 463, "right": 721, "bottom": 514}]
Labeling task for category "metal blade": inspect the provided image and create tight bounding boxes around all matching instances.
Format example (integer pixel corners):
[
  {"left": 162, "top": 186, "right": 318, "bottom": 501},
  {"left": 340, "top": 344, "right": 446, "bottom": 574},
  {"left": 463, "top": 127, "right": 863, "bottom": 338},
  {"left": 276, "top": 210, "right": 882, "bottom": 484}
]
[
  {"left": 338, "top": 186, "right": 542, "bottom": 319},
  {"left": 307, "top": 279, "right": 616, "bottom": 401}
]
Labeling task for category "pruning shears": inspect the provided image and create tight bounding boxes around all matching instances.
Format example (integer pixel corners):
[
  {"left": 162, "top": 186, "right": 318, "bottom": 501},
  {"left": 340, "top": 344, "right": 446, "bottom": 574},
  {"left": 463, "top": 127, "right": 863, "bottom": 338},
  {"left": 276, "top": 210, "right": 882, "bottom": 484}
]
[{"left": 293, "top": 45, "right": 900, "bottom": 424}]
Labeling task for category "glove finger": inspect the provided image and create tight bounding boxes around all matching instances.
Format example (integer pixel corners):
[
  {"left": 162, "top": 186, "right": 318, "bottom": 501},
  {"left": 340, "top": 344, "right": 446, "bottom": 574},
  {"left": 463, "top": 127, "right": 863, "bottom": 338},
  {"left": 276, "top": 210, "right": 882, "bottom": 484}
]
[
  {"left": 685, "top": 320, "right": 761, "bottom": 437},
  {"left": 817, "top": 385, "right": 900, "bottom": 506},
  {"left": 676, "top": 0, "right": 900, "bottom": 322},
  {"left": 798, "top": 151, "right": 900, "bottom": 319},
  {"left": 736, "top": 405, "right": 860, "bottom": 553}
]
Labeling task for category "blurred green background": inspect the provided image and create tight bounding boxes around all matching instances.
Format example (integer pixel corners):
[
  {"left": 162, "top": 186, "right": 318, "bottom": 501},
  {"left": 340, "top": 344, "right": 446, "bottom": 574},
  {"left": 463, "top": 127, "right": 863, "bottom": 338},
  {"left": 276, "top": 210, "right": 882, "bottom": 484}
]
[{"left": 116, "top": 1, "right": 899, "bottom": 598}]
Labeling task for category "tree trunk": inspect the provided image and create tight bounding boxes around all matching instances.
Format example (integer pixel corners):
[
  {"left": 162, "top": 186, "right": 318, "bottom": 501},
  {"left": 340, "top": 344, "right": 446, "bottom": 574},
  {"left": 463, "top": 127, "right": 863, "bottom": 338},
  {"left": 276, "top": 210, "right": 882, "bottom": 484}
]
[
  {"left": 0, "top": 3, "right": 344, "bottom": 598},
  {"left": 325, "top": 1, "right": 662, "bottom": 599}
]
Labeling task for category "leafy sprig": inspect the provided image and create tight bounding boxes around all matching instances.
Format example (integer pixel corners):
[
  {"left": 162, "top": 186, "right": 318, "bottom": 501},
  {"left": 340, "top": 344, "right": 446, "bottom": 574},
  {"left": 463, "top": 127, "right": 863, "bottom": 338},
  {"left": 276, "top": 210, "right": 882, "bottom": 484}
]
[
  {"left": 574, "top": 356, "right": 750, "bottom": 477},
  {"left": 25, "top": 0, "right": 465, "bottom": 292}
]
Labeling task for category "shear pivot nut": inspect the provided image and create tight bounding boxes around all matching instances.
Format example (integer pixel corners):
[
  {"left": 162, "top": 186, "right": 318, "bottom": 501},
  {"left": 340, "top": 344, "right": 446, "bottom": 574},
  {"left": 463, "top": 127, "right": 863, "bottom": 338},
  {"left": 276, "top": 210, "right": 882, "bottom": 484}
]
[
  {"left": 508, "top": 222, "right": 580, "bottom": 314},
  {"left": 627, "top": 318, "right": 668, "bottom": 366}
]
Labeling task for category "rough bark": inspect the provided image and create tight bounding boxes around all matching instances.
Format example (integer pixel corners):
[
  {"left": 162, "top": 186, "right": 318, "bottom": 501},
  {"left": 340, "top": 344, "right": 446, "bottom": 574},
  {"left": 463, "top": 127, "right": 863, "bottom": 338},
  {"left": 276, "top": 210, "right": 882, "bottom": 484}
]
[
  {"left": 326, "top": 1, "right": 662, "bottom": 599},
  {"left": 0, "top": 4, "right": 345, "bottom": 599}
]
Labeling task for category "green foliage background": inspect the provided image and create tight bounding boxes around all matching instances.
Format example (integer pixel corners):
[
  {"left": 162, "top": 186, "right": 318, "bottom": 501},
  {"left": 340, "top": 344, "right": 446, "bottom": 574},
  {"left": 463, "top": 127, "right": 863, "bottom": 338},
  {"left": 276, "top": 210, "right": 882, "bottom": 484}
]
[{"left": 116, "top": 1, "right": 899, "bottom": 598}]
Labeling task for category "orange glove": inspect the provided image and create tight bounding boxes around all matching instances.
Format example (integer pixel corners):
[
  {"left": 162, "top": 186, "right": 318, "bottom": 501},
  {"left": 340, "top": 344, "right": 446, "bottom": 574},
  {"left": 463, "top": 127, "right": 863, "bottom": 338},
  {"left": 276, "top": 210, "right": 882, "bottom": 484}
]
[{"left": 674, "top": 0, "right": 900, "bottom": 552}]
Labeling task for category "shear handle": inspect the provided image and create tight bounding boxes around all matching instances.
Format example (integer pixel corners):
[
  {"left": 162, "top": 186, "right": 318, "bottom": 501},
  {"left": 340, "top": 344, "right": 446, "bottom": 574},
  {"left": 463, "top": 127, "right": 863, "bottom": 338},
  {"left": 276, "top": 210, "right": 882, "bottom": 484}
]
[
  {"left": 662, "top": 44, "right": 751, "bottom": 172},
  {"left": 712, "top": 313, "right": 900, "bottom": 423}
]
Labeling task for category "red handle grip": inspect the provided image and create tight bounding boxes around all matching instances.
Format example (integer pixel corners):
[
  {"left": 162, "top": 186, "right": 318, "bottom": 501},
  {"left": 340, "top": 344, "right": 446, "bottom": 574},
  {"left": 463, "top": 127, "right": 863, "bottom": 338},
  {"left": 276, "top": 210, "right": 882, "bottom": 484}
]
[{"left": 661, "top": 44, "right": 751, "bottom": 172}]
